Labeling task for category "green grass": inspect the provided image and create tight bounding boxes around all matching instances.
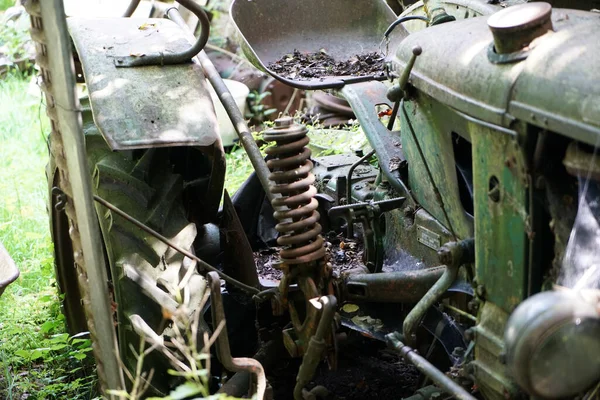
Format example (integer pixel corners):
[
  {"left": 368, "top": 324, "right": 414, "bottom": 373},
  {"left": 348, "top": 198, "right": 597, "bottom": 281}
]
[
  {"left": 0, "top": 0, "right": 15, "bottom": 12},
  {"left": 0, "top": 72, "right": 98, "bottom": 399}
]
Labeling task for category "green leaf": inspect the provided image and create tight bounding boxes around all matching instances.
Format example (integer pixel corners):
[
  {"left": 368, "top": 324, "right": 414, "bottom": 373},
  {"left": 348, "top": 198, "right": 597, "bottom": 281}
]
[
  {"left": 15, "top": 349, "right": 31, "bottom": 358},
  {"left": 167, "top": 382, "right": 204, "bottom": 400},
  {"left": 40, "top": 320, "right": 60, "bottom": 334},
  {"left": 50, "top": 333, "right": 69, "bottom": 343},
  {"left": 72, "top": 352, "right": 87, "bottom": 360},
  {"left": 38, "top": 294, "right": 54, "bottom": 302},
  {"left": 50, "top": 344, "right": 68, "bottom": 351},
  {"left": 30, "top": 349, "right": 44, "bottom": 360}
]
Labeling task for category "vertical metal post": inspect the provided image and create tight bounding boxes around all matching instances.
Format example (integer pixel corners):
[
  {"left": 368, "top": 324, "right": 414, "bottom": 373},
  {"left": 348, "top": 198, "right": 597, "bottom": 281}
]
[{"left": 38, "top": 0, "right": 123, "bottom": 391}]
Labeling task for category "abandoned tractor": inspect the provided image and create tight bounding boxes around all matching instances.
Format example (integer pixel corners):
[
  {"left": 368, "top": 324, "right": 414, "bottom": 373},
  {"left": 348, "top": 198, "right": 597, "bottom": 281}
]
[{"left": 28, "top": 0, "right": 600, "bottom": 398}]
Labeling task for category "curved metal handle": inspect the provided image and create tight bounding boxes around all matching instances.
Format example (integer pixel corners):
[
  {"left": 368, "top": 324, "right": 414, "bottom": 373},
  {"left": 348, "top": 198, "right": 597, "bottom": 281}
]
[
  {"left": 207, "top": 272, "right": 267, "bottom": 399},
  {"left": 115, "top": 0, "right": 210, "bottom": 67}
]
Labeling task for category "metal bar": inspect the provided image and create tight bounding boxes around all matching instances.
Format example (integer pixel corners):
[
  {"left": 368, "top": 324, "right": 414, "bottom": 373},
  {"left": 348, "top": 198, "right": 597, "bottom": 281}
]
[
  {"left": 116, "top": 0, "right": 210, "bottom": 67},
  {"left": 39, "top": 0, "right": 123, "bottom": 391},
  {"left": 442, "top": 303, "right": 477, "bottom": 322},
  {"left": 167, "top": 8, "right": 276, "bottom": 203},
  {"left": 217, "top": 340, "right": 284, "bottom": 396},
  {"left": 122, "top": 0, "right": 141, "bottom": 17},
  {"left": 387, "top": 332, "right": 477, "bottom": 400},
  {"left": 93, "top": 195, "right": 260, "bottom": 295},
  {"left": 346, "top": 149, "right": 376, "bottom": 205},
  {"left": 402, "top": 264, "right": 459, "bottom": 346},
  {"left": 384, "top": 15, "right": 428, "bottom": 38},
  {"left": 294, "top": 295, "right": 337, "bottom": 400},
  {"left": 207, "top": 272, "right": 266, "bottom": 399},
  {"left": 329, "top": 197, "right": 406, "bottom": 217},
  {"left": 343, "top": 267, "right": 445, "bottom": 303}
]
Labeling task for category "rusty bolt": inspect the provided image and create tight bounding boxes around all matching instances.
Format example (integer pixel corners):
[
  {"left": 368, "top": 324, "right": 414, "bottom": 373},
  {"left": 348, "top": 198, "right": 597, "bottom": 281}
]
[
  {"left": 438, "top": 247, "right": 453, "bottom": 266},
  {"left": 468, "top": 299, "right": 480, "bottom": 312},
  {"left": 476, "top": 284, "right": 486, "bottom": 297},
  {"left": 464, "top": 328, "right": 475, "bottom": 342},
  {"left": 275, "top": 116, "right": 293, "bottom": 128}
]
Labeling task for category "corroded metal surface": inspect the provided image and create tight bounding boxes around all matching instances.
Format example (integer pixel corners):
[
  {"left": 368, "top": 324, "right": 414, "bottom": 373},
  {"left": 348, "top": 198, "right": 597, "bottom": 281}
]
[
  {"left": 68, "top": 17, "right": 219, "bottom": 150},
  {"left": 26, "top": 0, "right": 123, "bottom": 392},
  {"left": 509, "top": 12, "right": 600, "bottom": 146},
  {"left": 207, "top": 272, "right": 266, "bottom": 399},
  {"left": 230, "top": 0, "right": 401, "bottom": 89},
  {"left": 264, "top": 117, "right": 326, "bottom": 265},
  {"left": 115, "top": 0, "right": 210, "bottom": 67},
  {"left": 394, "top": 7, "right": 600, "bottom": 137}
]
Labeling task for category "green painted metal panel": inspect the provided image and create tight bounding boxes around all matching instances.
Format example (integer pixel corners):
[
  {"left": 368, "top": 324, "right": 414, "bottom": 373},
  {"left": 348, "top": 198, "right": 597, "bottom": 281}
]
[
  {"left": 471, "top": 124, "right": 528, "bottom": 312},
  {"left": 401, "top": 95, "right": 474, "bottom": 241}
]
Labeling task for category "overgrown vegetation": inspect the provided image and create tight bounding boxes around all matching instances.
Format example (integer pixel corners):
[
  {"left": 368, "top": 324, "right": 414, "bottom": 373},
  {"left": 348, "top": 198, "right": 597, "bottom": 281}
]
[
  {"left": 0, "top": 2, "right": 35, "bottom": 76},
  {"left": 0, "top": 73, "right": 99, "bottom": 399},
  {"left": 0, "top": 3, "right": 366, "bottom": 396}
]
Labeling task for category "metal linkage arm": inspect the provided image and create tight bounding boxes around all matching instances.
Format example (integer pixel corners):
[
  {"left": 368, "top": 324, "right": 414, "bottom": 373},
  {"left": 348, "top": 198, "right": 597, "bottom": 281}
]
[
  {"left": 168, "top": 8, "right": 277, "bottom": 203},
  {"left": 207, "top": 272, "right": 266, "bottom": 399}
]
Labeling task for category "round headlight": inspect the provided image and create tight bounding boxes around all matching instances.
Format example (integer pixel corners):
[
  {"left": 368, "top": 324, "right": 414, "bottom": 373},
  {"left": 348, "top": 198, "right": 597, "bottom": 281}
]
[{"left": 504, "top": 290, "right": 600, "bottom": 399}]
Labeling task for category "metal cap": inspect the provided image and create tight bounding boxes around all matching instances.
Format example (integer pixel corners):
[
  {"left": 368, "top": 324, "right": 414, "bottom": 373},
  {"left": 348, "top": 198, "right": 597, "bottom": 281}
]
[
  {"left": 488, "top": 2, "right": 553, "bottom": 54},
  {"left": 275, "top": 116, "right": 294, "bottom": 128}
]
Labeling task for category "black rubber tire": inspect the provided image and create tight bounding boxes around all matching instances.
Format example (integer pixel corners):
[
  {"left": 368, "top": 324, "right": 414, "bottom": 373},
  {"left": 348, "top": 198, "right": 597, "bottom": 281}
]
[{"left": 48, "top": 98, "right": 208, "bottom": 394}]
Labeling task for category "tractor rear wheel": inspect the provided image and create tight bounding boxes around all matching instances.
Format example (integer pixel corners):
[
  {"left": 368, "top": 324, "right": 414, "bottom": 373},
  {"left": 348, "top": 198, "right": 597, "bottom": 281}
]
[{"left": 48, "top": 98, "right": 209, "bottom": 394}]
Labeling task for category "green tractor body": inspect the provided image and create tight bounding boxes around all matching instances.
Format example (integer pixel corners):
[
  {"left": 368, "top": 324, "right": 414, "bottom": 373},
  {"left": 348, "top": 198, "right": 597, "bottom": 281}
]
[{"left": 28, "top": 0, "right": 600, "bottom": 398}]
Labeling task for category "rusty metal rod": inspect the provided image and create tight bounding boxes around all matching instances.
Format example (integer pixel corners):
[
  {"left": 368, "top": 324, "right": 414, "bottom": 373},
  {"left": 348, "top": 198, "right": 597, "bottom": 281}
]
[
  {"left": 208, "top": 272, "right": 266, "bottom": 399},
  {"left": 116, "top": 0, "right": 210, "bottom": 67},
  {"left": 402, "top": 263, "right": 459, "bottom": 347},
  {"left": 93, "top": 195, "right": 260, "bottom": 295},
  {"left": 346, "top": 149, "right": 376, "bottom": 205},
  {"left": 294, "top": 295, "right": 337, "bottom": 400},
  {"left": 217, "top": 339, "right": 284, "bottom": 396},
  {"left": 122, "top": 0, "right": 141, "bottom": 17},
  {"left": 168, "top": 8, "right": 276, "bottom": 203},
  {"left": 386, "top": 332, "right": 477, "bottom": 400},
  {"left": 343, "top": 267, "right": 445, "bottom": 303}
]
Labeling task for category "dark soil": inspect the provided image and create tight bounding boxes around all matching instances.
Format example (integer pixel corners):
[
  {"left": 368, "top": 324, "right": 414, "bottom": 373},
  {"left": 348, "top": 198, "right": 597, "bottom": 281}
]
[
  {"left": 268, "top": 334, "right": 419, "bottom": 399},
  {"left": 268, "top": 50, "right": 385, "bottom": 80},
  {"left": 255, "top": 233, "right": 365, "bottom": 281}
]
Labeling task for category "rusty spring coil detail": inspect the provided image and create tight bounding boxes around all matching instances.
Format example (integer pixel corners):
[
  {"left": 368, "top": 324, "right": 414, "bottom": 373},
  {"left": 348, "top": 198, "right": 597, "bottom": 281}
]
[{"left": 264, "top": 117, "right": 326, "bottom": 265}]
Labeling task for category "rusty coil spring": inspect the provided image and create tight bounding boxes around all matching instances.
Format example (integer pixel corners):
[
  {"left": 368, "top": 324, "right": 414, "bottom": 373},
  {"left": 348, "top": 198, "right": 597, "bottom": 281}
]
[{"left": 264, "top": 117, "right": 326, "bottom": 265}]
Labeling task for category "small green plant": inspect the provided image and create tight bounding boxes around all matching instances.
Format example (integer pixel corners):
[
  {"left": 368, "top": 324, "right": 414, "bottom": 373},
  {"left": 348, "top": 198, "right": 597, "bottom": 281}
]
[
  {"left": 246, "top": 90, "right": 277, "bottom": 125},
  {"left": 107, "top": 284, "right": 244, "bottom": 400},
  {"left": 0, "top": 8, "right": 34, "bottom": 74}
]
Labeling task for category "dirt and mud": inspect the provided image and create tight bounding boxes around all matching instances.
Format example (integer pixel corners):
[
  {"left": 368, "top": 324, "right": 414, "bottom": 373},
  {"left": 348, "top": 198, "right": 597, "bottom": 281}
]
[
  {"left": 255, "top": 233, "right": 365, "bottom": 281},
  {"left": 268, "top": 50, "right": 385, "bottom": 80},
  {"left": 267, "top": 334, "right": 419, "bottom": 399}
]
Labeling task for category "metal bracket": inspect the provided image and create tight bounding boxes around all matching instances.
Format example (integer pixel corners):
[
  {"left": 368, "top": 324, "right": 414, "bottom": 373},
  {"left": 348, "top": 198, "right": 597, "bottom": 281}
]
[
  {"left": 114, "top": 0, "right": 210, "bottom": 67},
  {"left": 329, "top": 197, "right": 406, "bottom": 272}
]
